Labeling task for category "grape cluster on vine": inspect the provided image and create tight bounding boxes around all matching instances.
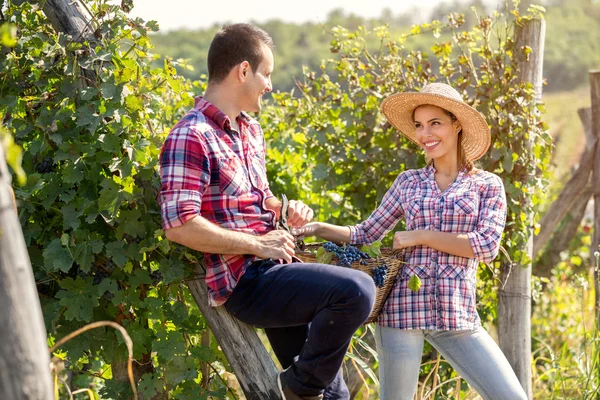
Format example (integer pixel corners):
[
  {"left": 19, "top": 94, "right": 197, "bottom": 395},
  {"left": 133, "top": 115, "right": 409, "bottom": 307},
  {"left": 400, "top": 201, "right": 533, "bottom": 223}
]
[
  {"left": 150, "top": 270, "right": 163, "bottom": 285},
  {"left": 371, "top": 264, "right": 388, "bottom": 288},
  {"left": 35, "top": 156, "right": 56, "bottom": 173},
  {"left": 92, "top": 262, "right": 115, "bottom": 285},
  {"left": 322, "top": 241, "right": 370, "bottom": 267}
]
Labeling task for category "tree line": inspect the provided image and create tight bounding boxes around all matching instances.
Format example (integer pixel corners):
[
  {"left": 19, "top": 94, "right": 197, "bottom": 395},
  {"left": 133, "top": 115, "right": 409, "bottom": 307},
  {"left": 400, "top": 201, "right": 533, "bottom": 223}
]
[{"left": 148, "top": 0, "right": 600, "bottom": 94}]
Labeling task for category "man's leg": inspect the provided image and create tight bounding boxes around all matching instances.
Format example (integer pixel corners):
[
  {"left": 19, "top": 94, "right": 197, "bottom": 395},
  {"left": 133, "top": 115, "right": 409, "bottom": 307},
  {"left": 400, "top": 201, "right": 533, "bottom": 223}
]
[
  {"left": 224, "top": 261, "right": 376, "bottom": 398},
  {"left": 265, "top": 326, "right": 349, "bottom": 400}
]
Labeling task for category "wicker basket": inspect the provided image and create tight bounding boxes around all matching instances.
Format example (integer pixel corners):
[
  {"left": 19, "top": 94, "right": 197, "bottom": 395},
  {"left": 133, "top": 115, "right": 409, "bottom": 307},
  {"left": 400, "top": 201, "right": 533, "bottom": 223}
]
[{"left": 296, "top": 243, "right": 405, "bottom": 324}]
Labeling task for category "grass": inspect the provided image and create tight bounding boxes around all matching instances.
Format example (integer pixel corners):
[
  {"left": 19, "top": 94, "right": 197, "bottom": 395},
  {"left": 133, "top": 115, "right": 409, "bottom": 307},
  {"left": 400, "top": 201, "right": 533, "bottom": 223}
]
[{"left": 543, "top": 85, "right": 593, "bottom": 179}]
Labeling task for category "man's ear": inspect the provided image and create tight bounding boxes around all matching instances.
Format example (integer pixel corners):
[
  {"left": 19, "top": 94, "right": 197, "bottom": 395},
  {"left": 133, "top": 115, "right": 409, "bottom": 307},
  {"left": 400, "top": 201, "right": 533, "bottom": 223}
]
[{"left": 238, "top": 61, "right": 251, "bottom": 82}]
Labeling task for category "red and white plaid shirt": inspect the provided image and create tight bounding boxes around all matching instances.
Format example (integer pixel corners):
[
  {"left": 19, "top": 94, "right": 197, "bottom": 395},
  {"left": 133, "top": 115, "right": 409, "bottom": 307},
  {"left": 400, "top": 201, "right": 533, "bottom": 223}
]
[
  {"left": 350, "top": 166, "right": 507, "bottom": 330},
  {"left": 158, "top": 97, "right": 275, "bottom": 306}
]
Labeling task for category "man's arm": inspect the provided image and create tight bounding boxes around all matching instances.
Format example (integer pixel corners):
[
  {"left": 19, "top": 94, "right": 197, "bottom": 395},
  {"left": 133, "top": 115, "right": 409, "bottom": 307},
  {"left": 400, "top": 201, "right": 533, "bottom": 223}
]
[
  {"left": 165, "top": 215, "right": 296, "bottom": 263},
  {"left": 265, "top": 196, "right": 282, "bottom": 220}
]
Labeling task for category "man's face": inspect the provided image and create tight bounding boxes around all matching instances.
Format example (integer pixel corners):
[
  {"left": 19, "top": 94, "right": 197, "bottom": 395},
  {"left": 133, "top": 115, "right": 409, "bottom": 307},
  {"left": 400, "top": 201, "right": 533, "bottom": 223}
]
[{"left": 242, "top": 45, "right": 273, "bottom": 113}]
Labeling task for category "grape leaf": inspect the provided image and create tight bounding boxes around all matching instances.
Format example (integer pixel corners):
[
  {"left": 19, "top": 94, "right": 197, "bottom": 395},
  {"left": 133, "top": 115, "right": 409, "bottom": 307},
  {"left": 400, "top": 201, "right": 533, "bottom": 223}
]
[
  {"left": 56, "top": 277, "right": 99, "bottom": 322},
  {"left": 43, "top": 238, "right": 73, "bottom": 273},
  {"left": 316, "top": 246, "right": 334, "bottom": 264},
  {"left": 361, "top": 240, "right": 382, "bottom": 258},
  {"left": 408, "top": 275, "right": 422, "bottom": 292}
]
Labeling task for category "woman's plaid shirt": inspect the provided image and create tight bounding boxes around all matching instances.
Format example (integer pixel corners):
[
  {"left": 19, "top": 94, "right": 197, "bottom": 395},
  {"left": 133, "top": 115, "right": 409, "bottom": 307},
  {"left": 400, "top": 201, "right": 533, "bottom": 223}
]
[
  {"left": 158, "top": 98, "right": 275, "bottom": 306},
  {"left": 349, "top": 166, "right": 507, "bottom": 330}
]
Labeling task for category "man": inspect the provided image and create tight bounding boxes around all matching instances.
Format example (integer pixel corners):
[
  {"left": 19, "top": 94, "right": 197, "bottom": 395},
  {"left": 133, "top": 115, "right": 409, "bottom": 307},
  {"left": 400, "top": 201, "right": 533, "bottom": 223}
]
[{"left": 158, "top": 23, "right": 375, "bottom": 400}]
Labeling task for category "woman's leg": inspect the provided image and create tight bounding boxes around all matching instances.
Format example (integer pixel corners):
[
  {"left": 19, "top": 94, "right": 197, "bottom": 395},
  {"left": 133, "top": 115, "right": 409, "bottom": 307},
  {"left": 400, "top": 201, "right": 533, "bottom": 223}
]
[
  {"left": 375, "top": 326, "right": 425, "bottom": 400},
  {"left": 426, "top": 326, "right": 528, "bottom": 400}
]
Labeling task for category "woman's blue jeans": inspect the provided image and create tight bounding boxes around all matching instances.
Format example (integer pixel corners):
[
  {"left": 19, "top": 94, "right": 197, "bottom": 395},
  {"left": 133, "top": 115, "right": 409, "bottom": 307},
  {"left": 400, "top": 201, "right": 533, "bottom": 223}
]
[{"left": 375, "top": 325, "right": 528, "bottom": 400}]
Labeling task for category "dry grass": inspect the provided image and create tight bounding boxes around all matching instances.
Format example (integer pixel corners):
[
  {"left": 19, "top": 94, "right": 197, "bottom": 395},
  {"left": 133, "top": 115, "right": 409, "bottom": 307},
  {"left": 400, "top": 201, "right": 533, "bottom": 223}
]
[{"left": 543, "top": 85, "right": 592, "bottom": 179}]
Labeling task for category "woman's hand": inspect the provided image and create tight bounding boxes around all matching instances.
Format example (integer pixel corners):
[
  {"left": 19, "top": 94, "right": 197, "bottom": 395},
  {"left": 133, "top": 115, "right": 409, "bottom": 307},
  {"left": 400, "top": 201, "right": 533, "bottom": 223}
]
[
  {"left": 393, "top": 230, "right": 425, "bottom": 250},
  {"left": 291, "top": 222, "right": 320, "bottom": 237}
]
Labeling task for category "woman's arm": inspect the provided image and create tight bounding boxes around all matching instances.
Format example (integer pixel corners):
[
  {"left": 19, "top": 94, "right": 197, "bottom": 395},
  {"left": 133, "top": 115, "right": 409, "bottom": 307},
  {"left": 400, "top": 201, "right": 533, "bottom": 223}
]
[
  {"left": 393, "top": 230, "right": 475, "bottom": 258},
  {"left": 292, "top": 222, "right": 351, "bottom": 244},
  {"left": 393, "top": 175, "right": 507, "bottom": 262}
]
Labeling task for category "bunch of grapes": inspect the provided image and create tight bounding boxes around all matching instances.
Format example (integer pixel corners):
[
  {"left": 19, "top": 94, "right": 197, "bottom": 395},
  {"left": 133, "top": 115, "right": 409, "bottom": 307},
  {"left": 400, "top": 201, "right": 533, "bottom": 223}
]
[
  {"left": 150, "top": 270, "right": 163, "bottom": 285},
  {"left": 371, "top": 264, "right": 388, "bottom": 288},
  {"left": 35, "top": 156, "right": 56, "bottom": 173},
  {"left": 322, "top": 242, "right": 370, "bottom": 267},
  {"left": 92, "top": 261, "right": 115, "bottom": 285}
]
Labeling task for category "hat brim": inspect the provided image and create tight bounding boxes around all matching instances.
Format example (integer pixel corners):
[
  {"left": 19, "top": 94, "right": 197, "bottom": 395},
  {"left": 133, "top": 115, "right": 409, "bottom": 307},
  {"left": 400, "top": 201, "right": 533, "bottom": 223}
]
[{"left": 381, "top": 92, "right": 491, "bottom": 161}]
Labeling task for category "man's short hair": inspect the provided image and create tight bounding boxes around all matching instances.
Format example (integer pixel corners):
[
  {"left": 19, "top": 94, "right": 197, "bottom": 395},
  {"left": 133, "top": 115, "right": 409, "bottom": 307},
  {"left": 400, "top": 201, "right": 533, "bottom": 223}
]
[{"left": 207, "top": 23, "right": 274, "bottom": 84}]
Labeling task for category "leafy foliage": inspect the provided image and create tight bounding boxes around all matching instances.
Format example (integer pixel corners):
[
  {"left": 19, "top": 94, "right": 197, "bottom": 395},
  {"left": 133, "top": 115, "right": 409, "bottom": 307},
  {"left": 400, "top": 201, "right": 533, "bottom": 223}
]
[{"left": 0, "top": 2, "right": 231, "bottom": 398}]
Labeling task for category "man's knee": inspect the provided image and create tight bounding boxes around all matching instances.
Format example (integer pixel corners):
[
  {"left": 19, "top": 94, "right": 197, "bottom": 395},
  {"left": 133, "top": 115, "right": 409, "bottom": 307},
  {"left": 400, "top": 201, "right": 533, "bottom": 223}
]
[{"left": 342, "top": 270, "right": 376, "bottom": 318}]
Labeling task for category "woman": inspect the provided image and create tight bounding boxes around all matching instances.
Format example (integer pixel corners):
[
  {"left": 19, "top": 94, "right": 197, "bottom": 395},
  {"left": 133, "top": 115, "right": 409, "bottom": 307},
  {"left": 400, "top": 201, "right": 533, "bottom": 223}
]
[{"left": 294, "top": 83, "right": 527, "bottom": 400}]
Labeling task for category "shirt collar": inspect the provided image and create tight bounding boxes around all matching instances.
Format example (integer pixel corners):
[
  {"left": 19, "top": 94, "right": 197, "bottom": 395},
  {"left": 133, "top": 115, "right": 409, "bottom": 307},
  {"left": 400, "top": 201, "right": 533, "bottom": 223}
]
[
  {"left": 194, "top": 96, "right": 251, "bottom": 132},
  {"left": 424, "top": 164, "right": 466, "bottom": 180}
]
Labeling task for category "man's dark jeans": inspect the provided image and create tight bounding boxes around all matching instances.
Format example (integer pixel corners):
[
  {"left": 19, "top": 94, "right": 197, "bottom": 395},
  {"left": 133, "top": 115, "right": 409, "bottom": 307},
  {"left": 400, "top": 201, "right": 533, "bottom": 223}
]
[{"left": 224, "top": 259, "right": 376, "bottom": 399}]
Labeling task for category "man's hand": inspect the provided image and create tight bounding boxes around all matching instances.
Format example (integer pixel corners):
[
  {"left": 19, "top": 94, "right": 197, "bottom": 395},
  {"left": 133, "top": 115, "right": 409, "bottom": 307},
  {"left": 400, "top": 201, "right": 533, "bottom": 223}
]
[
  {"left": 287, "top": 200, "right": 314, "bottom": 227},
  {"left": 393, "top": 230, "right": 424, "bottom": 251},
  {"left": 254, "top": 230, "right": 296, "bottom": 263}
]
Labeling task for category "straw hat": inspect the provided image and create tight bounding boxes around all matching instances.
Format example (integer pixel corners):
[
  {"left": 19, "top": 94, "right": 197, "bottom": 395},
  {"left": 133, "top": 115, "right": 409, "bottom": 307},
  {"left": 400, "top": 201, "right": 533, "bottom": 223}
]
[{"left": 381, "top": 83, "right": 491, "bottom": 161}]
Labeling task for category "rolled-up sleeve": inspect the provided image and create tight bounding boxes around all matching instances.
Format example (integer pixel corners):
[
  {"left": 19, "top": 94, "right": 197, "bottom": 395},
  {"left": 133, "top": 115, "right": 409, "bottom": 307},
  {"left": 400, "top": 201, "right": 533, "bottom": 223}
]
[
  {"left": 349, "top": 172, "right": 407, "bottom": 244},
  {"left": 467, "top": 176, "right": 507, "bottom": 263},
  {"left": 158, "top": 127, "right": 210, "bottom": 230}
]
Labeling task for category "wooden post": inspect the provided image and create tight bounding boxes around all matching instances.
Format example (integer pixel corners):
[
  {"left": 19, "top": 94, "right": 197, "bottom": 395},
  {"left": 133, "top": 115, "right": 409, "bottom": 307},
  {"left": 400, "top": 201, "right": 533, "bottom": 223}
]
[
  {"left": 187, "top": 269, "right": 281, "bottom": 400},
  {"left": 0, "top": 145, "right": 53, "bottom": 399},
  {"left": 498, "top": 18, "right": 545, "bottom": 400},
  {"left": 533, "top": 109, "right": 596, "bottom": 258},
  {"left": 590, "top": 71, "right": 600, "bottom": 330}
]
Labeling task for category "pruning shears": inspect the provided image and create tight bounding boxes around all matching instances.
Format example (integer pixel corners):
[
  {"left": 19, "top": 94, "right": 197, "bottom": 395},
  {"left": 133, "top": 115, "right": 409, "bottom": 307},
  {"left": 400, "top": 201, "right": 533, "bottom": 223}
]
[{"left": 276, "top": 194, "right": 306, "bottom": 251}]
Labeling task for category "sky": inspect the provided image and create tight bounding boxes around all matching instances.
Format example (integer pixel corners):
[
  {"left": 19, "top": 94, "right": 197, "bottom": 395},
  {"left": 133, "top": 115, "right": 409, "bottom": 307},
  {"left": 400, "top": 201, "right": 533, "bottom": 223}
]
[{"left": 120, "top": 0, "right": 479, "bottom": 32}]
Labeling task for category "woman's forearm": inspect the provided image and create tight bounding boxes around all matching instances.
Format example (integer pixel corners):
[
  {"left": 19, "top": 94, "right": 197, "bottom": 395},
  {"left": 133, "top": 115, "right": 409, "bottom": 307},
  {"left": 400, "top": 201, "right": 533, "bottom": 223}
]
[
  {"left": 293, "top": 222, "right": 352, "bottom": 244},
  {"left": 417, "top": 230, "right": 475, "bottom": 258}
]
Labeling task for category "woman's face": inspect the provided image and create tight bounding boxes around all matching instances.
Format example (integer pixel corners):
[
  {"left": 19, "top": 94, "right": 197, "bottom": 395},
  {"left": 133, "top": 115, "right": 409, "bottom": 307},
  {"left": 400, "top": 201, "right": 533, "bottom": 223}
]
[{"left": 413, "top": 105, "right": 462, "bottom": 162}]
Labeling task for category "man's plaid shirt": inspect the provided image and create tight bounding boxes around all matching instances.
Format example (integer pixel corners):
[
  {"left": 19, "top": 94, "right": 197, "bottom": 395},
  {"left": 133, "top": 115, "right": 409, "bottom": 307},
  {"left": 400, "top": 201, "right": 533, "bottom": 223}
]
[
  {"left": 158, "top": 97, "right": 275, "bottom": 306},
  {"left": 350, "top": 166, "right": 507, "bottom": 330}
]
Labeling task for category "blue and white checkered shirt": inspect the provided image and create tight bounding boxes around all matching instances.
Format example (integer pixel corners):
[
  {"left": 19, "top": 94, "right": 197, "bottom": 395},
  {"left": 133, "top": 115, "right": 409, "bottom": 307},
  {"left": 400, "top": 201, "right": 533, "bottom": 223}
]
[{"left": 349, "top": 165, "right": 507, "bottom": 330}]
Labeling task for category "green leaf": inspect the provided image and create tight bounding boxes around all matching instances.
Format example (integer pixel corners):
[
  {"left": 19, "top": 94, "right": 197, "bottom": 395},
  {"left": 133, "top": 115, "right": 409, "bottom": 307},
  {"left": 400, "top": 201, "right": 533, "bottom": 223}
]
[
  {"left": 61, "top": 200, "right": 84, "bottom": 231},
  {"left": 361, "top": 241, "right": 382, "bottom": 258},
  {"left": 56, "top": 277, "right": 99, "bottom": 322},
  {"left": 129, "top": 269, "right": 152, "bottom": 287},
  {"left": 138, "top": 373, "right": 162, "bottom": 400},
  {"left": 97, "top": 278, "right": 118, "bottom": 295},
  {"left": 106, "top": 241, "right": 128, "bottom": 268},
  {"left": 98, "top": 177, "right": 123, "bottom": 220},
  {"left": 62, "top": 161, "right": 85, "bottom": 184},
  {"left": 43, "top": 239, "right": 73, "bottom": 273},
  {"left": 316, "top": 246, "right": 334, "bottom": 264},
  {"left": 73, "top": 233, "right": 104, "bottom": 273},
  {"left": 0, "top": 23, "right": 17, "bottom": 47},
  {"left": 408, "top": 275, "right": 422, "bottom": 292},
  {"left": 154, "top": 329, "right": 186, "bottom": 361},
  {"left": 0, "top": 128, "right": 26, "bottom": 185},
  {"left": 116, "top": 208, "right": 145, "bottom": 238},
  {"left": 163, "top": 356, "right": 198, "bottom": 385}
]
